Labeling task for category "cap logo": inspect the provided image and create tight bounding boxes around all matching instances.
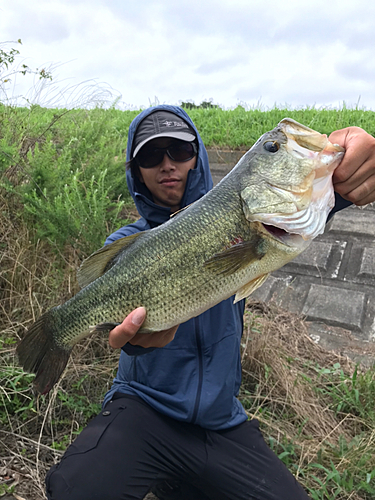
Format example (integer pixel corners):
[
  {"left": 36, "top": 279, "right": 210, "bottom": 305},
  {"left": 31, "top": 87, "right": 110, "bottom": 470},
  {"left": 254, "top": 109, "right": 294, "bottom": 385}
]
[{"left": 162, "top": 120, "right": 189, "bottom": 129}]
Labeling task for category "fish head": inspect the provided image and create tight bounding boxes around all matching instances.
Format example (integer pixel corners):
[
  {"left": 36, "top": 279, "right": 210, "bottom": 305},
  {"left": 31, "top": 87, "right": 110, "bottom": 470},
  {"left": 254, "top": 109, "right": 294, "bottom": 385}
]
[{"left": 240, "top": 118, "right": 345, "bottom": 246}]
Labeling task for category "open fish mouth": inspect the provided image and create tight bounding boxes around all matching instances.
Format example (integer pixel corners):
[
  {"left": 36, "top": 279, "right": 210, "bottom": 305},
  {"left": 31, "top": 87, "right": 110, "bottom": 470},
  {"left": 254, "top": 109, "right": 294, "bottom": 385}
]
[
  {"left": 251, "top": 118, "right": 345, "bottom": 242},
  {"left": 259, "top": 222, "right": 312, "bottom": 250}
]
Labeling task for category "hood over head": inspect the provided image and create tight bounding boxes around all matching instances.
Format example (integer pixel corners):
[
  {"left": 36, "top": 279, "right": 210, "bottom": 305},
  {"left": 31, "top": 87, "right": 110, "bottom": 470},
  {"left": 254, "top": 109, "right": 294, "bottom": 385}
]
[{"left": 126, "top": 105, "right": 213, "bottom": 228}]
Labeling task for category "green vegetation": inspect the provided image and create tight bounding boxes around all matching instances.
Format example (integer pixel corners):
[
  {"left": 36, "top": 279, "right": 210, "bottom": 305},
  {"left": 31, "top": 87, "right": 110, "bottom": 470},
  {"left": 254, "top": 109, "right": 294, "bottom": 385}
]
[
  {"left": 1, "top": 71, "right": 375, "bottom": 497},
  {"left": 2, "top": 102, "right": 375, "bottom": 256},
  {"left": 0, "top": 39, "right": 52, "bottom": 87},
  {"left": 0, "top": 104, "right": 138, "bottom": 257},
  {"left": 187, "top": 104, "right": 375, "bottom": 148}
]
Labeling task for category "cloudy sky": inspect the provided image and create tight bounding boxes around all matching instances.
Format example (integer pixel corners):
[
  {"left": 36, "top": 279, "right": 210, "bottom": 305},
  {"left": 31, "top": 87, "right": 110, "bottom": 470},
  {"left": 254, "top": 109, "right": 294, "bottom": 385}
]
[{"left": 1, "top": 0, "right": 374, "bottom": 110}]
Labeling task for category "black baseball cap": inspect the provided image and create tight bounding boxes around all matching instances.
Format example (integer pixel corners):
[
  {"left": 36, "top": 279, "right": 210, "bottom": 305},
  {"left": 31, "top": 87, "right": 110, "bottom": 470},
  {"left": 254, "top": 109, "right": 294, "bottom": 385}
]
[{"left": 132, "top": 111, "right": 196, "bottom": 158}]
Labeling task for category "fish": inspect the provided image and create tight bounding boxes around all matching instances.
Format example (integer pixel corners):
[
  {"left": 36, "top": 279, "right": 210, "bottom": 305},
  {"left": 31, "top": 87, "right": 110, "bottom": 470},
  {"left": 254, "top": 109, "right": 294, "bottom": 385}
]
[{"left": 16, "top": 118, "right": 345, "bottom": 394}]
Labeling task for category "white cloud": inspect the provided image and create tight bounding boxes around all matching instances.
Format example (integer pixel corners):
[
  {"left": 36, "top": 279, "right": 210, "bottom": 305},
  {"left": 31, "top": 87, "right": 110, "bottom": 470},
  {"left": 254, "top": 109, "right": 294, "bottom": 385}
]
[{"left": 1, "top": 0, "right": 375, "bottom": 110}]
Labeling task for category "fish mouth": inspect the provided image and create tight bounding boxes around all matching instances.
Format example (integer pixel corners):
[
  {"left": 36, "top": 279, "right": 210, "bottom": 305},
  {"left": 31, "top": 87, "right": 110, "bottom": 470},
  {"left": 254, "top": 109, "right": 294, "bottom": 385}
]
[
  {"left": 260, "top": 222, "right": 311, "bottom": 249},
  {"left": 280, "top": 118, "right": 345, "bottom": 155},
  {"left": 251, "top": 118, "right": 345, "bottom": 241},
  {"left": 262, "top": 224, "right": 289, "bottom": 239}
]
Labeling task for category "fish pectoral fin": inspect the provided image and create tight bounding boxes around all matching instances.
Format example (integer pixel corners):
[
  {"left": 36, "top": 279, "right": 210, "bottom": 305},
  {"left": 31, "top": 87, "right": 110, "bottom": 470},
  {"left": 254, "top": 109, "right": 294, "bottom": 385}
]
[
  {"left": 233, "top": 274, "right": 270, "bottom": 303},
  {"left": 203, "top": 238, "right": 266, "bottom": 276},
  {"left": 77, "top": 232, "right": 144, "bottom": 289}
]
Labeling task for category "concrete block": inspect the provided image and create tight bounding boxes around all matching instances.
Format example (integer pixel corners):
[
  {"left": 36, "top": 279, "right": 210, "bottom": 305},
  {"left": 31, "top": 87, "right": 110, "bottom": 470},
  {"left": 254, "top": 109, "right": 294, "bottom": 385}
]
[
  {"left": 207, "top": 150, "right": 246, "bottom": 165},
  {"left": 273, "top": 277, "right": 310, "bottom": 314},
  {"left": 329, "top": 210, "right": 375, "bottom": 237},
  {"left": 282, "top": 240, "right": 347, "bottom": 279},
  {"left": 329, "top": 241, "right": 347, "bottom": 279},
  {"left": 249, "top": 275, "right": 277, "bottom": 302},
  {"left": 307, "top": 322, "right": 375, "bottom": 367},
  {"left": 302, "top": 284, "right": 365, "bottom": 331},
  {"left": 289, "top": 241, "right": 332, "bottom": 271},
  {"left": 210, "top": 163, "right": 233, "bottom": 186},
  {"left": 359, "top": 247, "right": 375, "bottom": 279}
]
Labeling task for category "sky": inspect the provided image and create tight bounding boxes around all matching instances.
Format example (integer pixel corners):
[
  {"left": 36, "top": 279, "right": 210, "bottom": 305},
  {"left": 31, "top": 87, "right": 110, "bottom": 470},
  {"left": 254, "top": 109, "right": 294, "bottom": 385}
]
[{"left": 1, "top": 0, "right": 375, "bottom": 111}]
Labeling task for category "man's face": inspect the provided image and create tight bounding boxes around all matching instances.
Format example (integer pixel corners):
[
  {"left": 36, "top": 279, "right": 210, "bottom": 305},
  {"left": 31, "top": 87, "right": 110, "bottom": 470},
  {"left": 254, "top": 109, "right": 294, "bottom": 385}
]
[{"left": 137, "top": 138, "right": 197, "bottom": 213}]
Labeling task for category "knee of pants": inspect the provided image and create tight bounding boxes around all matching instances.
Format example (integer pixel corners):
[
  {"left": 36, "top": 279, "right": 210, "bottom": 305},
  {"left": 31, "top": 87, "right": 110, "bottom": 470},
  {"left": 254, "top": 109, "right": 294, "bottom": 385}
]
[
  {"left": 46, "top": 463, "right": 73, "bottom": 500},
  {"left": 46, "top": 462, "right": 115, "bottom": 500},
  {"left": 45, "top": 400, "right": 128, "bottom": 500}
]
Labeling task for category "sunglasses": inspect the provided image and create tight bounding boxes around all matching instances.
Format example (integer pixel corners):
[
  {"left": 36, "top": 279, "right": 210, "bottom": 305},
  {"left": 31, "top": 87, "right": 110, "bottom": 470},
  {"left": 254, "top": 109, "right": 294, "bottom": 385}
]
[{"left": 136, "top": 141, "right": 197, "bottom": 169}]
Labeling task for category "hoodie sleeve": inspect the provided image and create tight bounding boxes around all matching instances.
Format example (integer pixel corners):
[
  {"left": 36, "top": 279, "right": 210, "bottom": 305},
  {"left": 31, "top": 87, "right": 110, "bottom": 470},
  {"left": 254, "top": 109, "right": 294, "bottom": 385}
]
[
  {"left": 122, "top": 344, "right": 156, "bottom": 356},
  {"left": 104, "top": 218, "right": 150, "bottom": 245},
  {"left": 327, "top": 193, "right": 352, "bottom": 221}
]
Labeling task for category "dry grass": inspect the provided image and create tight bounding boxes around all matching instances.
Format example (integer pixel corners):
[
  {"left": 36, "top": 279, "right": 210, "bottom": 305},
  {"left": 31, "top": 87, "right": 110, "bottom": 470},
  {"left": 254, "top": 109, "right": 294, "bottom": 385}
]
[
  {"left": 241, "top": 301, "right": 375, "bottom": 498},
  {"left": 242, "top": 301, "right": 355, "bottom": 442},
  {"left": 0, "top": 190, "right": 124, "bottom": 499}
]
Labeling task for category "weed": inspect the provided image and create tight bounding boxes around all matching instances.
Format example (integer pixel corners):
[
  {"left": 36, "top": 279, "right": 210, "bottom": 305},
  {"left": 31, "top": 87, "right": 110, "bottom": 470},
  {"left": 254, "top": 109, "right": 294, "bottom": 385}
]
[{"left": 0, "top": 484, "right": 15, "bottom": 496}]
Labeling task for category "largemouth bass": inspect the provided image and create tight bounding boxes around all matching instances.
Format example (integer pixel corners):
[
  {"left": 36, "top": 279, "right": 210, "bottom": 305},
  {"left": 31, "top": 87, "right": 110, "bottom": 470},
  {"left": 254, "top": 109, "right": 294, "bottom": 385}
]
[{"left": 16, "top": 118, "right": 345, "bottom": 394}]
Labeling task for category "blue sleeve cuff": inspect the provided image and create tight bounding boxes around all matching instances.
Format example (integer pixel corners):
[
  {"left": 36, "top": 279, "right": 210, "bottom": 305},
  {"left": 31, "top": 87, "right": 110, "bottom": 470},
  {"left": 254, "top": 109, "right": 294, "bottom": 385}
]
[
  {"left": 328, "top": 193, "right": 352, "bottom": 221},
  {"left": 121, "top": 344, "right": 157, "bottom": 356}
]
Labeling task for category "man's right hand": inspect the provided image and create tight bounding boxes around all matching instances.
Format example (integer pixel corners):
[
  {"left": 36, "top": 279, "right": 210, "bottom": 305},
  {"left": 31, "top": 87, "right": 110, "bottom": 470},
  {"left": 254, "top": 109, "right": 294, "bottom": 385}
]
[{"left": 108, "top": 307, "right": 178, "bottom": 349}]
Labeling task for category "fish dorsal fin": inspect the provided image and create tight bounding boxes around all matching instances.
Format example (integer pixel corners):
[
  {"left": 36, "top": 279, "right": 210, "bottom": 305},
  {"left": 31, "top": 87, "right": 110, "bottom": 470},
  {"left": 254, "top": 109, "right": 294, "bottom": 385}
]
[
  {"left": 77, "top": 232, "right": 143, "bottom": 289},
  {"left": 203, "top": 236, "right": 266, "bottom": 276},
  {"left": 233, "top": 273, "right": 270, "bottom": 303}
]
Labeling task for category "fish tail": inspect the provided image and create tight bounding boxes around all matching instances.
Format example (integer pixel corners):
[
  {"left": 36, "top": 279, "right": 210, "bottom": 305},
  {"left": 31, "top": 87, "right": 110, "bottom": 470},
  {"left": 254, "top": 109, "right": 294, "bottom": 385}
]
[{"left": 16, "top": 312, "right": 72, "bottom": 394}]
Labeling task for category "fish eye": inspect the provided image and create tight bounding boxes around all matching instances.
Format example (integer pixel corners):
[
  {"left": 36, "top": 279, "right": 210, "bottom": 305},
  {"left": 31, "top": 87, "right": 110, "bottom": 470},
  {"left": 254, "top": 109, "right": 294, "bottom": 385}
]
[{"left": 263, "top": 141, "right": 280, "bottom": 153}]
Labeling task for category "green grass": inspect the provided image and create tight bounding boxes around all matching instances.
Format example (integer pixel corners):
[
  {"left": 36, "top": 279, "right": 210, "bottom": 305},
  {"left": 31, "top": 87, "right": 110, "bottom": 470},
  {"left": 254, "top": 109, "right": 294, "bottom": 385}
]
[
  {"left": 188, "top": 105, "right": 375, "bottom": 147},
  {"left": 1, "top": 102, "right": 374, "bottom": 258}
]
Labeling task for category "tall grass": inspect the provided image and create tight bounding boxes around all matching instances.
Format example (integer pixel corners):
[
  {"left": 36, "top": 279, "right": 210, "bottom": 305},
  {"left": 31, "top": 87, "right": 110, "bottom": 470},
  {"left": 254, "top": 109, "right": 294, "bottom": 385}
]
[
  {"left": 2, "top": 103, "right": 374, "bottom": 256},
  {"left": 0, "top": 104, "right": 136, "bottom": 257},
  {"left": 188, "top": 105, "right": 375, "bottom": 148}
]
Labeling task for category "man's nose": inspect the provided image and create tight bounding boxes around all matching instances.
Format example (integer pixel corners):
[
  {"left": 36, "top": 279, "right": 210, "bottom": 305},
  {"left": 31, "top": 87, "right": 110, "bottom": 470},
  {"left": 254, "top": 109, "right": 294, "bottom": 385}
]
[{"left": 159, "top": 152, "right": 176, "bottom": 170}]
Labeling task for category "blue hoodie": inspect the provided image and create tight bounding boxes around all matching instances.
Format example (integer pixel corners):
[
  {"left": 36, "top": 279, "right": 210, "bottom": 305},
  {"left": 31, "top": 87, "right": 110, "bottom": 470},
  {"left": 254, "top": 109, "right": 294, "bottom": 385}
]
[
  {"left": 102, "top": 105, "right": 248, "bottom": 430},
  {"left": 102, "top": 105, "right": 351, "bottom": 429}
]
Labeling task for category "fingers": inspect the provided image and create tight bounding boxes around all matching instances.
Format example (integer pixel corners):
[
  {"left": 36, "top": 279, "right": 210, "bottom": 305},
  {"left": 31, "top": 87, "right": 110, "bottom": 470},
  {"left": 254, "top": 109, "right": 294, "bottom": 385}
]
[
  {"left": 334, "top": 160, "right": 375, "bottom": 205},
  {"left": 108, "top": 307, "right": 146, "bottom": 349},
  {"left": 129, "top": 325, "right": 178, "bottom": 348},
  {"left": 108, "top": 307, "right": 178, "bottom": 350},
  {"left": 329, "top": 127, "right": 375, "bottom": 205}
]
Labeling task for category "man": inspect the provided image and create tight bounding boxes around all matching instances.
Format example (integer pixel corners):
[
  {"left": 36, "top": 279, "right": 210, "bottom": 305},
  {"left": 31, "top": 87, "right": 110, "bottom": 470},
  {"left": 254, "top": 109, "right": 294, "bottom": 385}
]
[{"left": 46, "top": 105, "right": 375, "bottom": 500}]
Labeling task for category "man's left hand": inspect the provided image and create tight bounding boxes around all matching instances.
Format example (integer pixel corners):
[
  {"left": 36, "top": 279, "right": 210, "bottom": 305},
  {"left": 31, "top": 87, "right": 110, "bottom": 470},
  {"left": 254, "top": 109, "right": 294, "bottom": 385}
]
[{"left": 329, "top": 127, "right": 375, "bottom": 206}]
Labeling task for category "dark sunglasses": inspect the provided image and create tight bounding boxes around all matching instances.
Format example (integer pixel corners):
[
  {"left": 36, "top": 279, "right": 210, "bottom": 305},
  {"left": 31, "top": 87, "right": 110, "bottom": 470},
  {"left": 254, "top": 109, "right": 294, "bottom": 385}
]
[{"left": 136, "top": 141, "right": 197, "bottom": 169}]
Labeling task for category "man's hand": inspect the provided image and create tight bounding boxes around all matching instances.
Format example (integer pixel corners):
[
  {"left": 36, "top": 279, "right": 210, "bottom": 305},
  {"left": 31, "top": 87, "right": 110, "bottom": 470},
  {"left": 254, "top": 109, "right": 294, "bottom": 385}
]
[
  {"left": 329, "top": 127, "right": 375, "bottom": 206},
  {"left": 108, "top": 307, "right": 178, "bottom": 349}
]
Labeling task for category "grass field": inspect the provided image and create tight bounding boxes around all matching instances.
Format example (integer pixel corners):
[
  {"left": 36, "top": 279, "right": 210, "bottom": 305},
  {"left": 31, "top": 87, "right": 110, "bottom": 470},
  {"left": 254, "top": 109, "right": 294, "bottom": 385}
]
[{"left": 1, "top": 103, "right": 375, "bottom": 499}]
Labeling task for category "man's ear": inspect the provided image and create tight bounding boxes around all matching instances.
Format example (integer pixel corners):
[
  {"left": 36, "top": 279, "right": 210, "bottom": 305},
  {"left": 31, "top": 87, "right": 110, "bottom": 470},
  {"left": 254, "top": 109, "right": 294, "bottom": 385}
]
[
  {"left": 130, "top": 160, "right": 144, "bottom": 183},
  {"left": 137, "top": 170, "right": 144, "bottom": 183}
]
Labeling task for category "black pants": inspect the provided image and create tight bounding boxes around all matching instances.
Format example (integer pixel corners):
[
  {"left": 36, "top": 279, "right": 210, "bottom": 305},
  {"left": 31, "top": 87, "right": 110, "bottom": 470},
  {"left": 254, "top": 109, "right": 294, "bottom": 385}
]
[{"left": 46, "top": 395, "right": 311, "bottom": 500}]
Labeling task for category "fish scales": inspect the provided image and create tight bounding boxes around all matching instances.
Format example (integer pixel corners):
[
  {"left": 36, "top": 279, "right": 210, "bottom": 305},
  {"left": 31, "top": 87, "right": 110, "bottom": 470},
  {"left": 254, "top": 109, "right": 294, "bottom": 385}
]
[{"left": 55, "top": 180, "right": 262, "bottom": 342}]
